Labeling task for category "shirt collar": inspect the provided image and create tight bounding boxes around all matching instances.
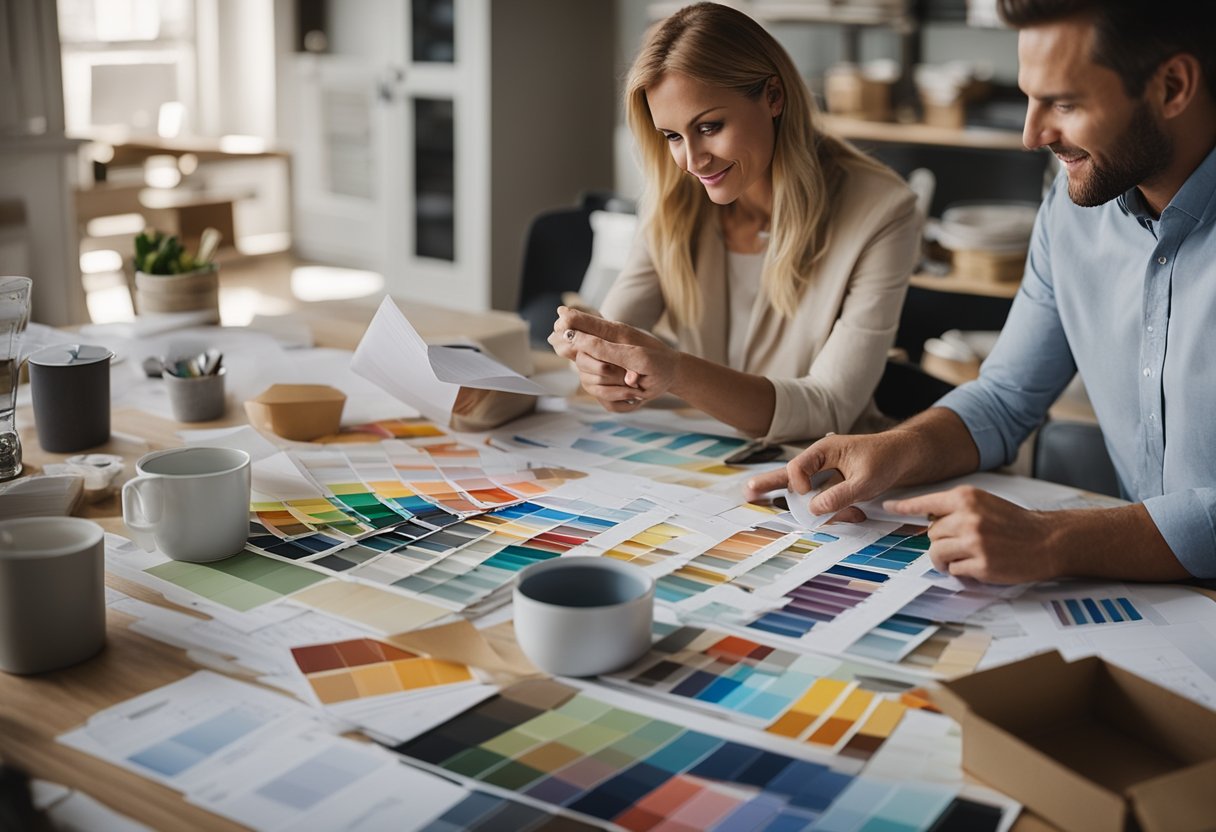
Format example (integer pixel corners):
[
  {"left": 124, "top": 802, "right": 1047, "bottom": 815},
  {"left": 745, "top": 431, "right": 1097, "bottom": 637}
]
[{"left": 1117, "top": 142, "right": 1216, "bottom": 224}]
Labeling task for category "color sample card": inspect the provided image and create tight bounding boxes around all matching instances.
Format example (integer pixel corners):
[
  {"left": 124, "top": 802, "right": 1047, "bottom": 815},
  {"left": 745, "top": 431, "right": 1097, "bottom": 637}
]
[
  {"left": 837, "top": 524, "right": 929, "bottom": 573},
  {"left": 128, "top": 705, "right": 274, "bottom": 778},
  {"left": 290, "top": 637, "right": 473, "bottom": 705},
  {"left": 283, "top": 496, "right": 374, "bottom": 537},
  {"left": 419, "top": 790, "right": 600, "bottom": 832},
  {"left": 598, "top": 522, "right": 696, "bottom": 569},
  {"left": 846, "top": 613, "right": 939, "bottom": 664},
  {"left": 511, "top": 417, "right": 751, "bottom": 478},
  {"left": 322, "top": 418, "right": 447, "bottom": 442},
  {"left": 145, "top": 550, "right": 329, "bottom": 612},
  {"left": 288, "top": 580, "right": 449, "bottom": 636},
  {"left": 731, "top": 531, "right": 839, "bottom": 592},
  {"left": 250, "top": 501, "right": 317, "bottom": 539},
  {"left": 346, "top": 500, "right": 628, "bottom": 610},
  {"left": 246, "top": 523, "right": 349, "bottom": 563},
  {"left": 58, "top": 671, "right": 314, "bottom": 793},
  {"left": 295, "top": 451, "right": 417, "bottom": 529},
  {"left": 898, "top": 583, "right": 1000, "bottom": 624},
  {"left": 747, "top": 563, "right": 891, "bottom": 640},
  {"left": 393, "top": 679, "right": 1002, "bottom": 832},
  {"left": 609, "top": 627, "right": 850, "bottom": 724},
  {"left": 1047, "top": 595, "right": 1144, "bottom": 628},
  {"left": 768, "top": 679, "right": 935, "bottom": 762},
  {"left": 609, "top": 629, "right": 933, "bottom": 764},
  {"left": 899, "top": 624, "right": 992, "bottom": 677},
  {"left": 491, "top": 466, "right": 588, "bottom": 500},
  {"left": 657, "top": 530, "right": 838, "bottom": 604}
]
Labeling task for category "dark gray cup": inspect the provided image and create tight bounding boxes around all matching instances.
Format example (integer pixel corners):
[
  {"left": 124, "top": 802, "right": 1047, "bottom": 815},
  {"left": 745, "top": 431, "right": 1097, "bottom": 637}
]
[{"left": 29, "top": 344, "right": 113, "bottom": 453}]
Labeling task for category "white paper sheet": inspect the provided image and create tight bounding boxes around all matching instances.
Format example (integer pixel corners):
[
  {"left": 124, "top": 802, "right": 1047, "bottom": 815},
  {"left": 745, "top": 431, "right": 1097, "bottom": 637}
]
[
  {"left": 187, "top": 728, "right": 467, "bottom": 832},
  {"left": 351, "top": 297, "right": 547, "bottom": 425},
  {"left": 58, "top": 671, "right": 317, "bottom": 793}
]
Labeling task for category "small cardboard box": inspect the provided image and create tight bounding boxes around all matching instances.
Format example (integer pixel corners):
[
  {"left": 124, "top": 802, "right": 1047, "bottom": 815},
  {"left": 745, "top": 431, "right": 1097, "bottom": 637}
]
[
  {"left": 933, "top": 651, "right": 1216, "bottom": 832},
  {"left": 244, "top": 384, "right": 346, "bottom": 441}
]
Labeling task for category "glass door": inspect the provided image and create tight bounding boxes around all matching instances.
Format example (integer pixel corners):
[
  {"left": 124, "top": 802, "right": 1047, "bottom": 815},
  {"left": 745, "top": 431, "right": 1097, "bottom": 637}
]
[
  {"left": 292, "top": 54, "right": 390, "bottom": 268},
  {"left": 381, "top": 0, "right": 490, "bottom": 310}
]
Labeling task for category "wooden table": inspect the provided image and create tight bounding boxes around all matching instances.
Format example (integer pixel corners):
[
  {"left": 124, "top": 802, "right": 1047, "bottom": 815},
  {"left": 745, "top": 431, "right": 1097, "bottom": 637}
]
[{"left": 0, "top": 309, "right": 1131, "bottom": 832}]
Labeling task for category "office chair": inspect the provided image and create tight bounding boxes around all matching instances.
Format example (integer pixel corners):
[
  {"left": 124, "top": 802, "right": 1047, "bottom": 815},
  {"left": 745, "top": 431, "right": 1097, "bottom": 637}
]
[
  {"left": 1032, "top": 419, "right": 1121, "bottom": 498},
  {"left": 873, "top": 358, "right": 957, "bottom": 421},
  {"left": 516, "top": 205, "right": 595, "bottom": 346},
  {"left": 516, "top": 192, "right": 635, "bottom": 346}
]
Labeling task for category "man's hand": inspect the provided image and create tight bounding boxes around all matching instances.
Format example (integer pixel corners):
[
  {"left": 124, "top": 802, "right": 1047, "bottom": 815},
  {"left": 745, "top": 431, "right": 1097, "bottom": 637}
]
[
  {"left": 745, "top": 431, "right": 918, "bottom": 515},
  {"left": 550, "top": 307, "right": 681, "bottom": 413},
  {"left": 885, "top": 486, "right": 1057, "bottom": 584}
]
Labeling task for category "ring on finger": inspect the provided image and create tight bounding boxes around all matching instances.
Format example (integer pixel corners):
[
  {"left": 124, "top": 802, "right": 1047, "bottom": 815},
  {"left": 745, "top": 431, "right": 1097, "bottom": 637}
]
[{"left": 564, "top": 328, "right": 576, "bottom": 341}]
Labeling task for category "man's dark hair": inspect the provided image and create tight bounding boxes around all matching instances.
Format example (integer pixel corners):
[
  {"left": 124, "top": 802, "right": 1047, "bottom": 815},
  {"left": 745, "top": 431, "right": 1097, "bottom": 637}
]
[{"left": 998, "top": 0, "right": 1216, "bottom": 100}]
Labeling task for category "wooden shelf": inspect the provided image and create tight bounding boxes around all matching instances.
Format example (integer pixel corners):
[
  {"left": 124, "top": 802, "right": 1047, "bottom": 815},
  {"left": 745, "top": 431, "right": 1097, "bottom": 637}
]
[
  {"left": 648, "top": 0, "right": 912, "bottom": 28},
  {"left": 821, "top": 114, "right": 1027, "bottom": 151},
  {"left": 910, "top": 271, "right": 1020, "bottom": 299}
]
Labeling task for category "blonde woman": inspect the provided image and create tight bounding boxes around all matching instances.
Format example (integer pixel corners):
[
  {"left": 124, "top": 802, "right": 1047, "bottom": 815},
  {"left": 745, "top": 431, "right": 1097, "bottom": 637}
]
[{"left": 550, "top": 2, "right": 920, "bottom": 444}]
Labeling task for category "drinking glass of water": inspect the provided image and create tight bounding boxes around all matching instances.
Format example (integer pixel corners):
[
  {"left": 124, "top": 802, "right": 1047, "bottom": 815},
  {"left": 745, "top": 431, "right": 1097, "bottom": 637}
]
[{"left": 0, "top": 277, "right": 33, "bottom": 481}]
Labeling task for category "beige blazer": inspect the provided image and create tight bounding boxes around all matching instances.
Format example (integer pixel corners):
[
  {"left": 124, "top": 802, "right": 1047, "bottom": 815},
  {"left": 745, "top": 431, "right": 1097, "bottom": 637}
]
[{"left": 600, "top": 155, "right": 920, "bottom": 445}]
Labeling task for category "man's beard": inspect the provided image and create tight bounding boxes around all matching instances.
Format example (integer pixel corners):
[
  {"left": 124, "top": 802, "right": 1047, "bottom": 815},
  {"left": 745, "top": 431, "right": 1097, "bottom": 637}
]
[{"left": 1054, "top": 101, "right": 1172, "bottom": 207}]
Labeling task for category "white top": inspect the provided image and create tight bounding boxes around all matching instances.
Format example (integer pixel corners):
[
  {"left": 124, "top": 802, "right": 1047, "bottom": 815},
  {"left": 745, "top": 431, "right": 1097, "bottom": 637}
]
[
  {"left": 601, "top": 153, "right": 920, "bottom": 444},
  {"left": 725, "top": 249, "right": 764, "bottom": 369}
]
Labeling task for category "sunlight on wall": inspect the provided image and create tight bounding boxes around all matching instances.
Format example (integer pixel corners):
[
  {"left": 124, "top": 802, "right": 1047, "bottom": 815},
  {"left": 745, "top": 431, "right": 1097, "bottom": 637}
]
[{"left": 290, "top": 266, "right": 384, "bottom": 302}]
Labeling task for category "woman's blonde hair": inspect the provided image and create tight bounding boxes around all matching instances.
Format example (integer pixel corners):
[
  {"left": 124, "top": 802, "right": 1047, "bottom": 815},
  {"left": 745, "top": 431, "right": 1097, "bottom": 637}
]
[{"left": 626, "top": 2, "right": 877, "bottom": 327}]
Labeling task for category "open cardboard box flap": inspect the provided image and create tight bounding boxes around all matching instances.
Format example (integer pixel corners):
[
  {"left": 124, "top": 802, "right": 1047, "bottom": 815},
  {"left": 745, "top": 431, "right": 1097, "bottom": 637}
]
[{"left": 932, "top": 651, "right": 1216, "bottom": 832}]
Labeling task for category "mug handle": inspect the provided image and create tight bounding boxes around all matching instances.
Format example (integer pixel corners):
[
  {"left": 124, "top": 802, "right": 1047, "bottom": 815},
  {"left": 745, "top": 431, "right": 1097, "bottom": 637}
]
[{"left": 121, "top": 474, "right": 163, "bottom": 552}]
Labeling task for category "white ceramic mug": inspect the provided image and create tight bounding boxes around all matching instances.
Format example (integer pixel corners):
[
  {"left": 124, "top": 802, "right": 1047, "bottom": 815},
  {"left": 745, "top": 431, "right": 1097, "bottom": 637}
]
[
  {"left": 0, "top": 517, "right": 106, "bottom": 674},
  {"left": 122, "top": 446, "right": 251, "bottom": 563},
  {"left": 513, "top": 558, "right": 654, "bottom": 677}
]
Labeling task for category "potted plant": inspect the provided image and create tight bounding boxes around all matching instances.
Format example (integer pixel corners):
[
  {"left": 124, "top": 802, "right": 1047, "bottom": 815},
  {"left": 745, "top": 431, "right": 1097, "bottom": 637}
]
[{"left": 132, "top": 228, "right": 222, "bottom": 322}]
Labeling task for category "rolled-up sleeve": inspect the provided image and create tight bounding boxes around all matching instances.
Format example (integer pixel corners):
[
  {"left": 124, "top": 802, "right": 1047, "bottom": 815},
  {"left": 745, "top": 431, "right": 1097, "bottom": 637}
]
[
  {"left": 598, "top": 228, "right": 666, "bottom": 332},
  {"left": 1143, "top": 491, "right": 1216, "bottom": 578},
  {"left": 763, "top": 194, "right": 920, "bottom": 444},
  {"left": 936, "top": 185, "right": 1078, "bottom": 469}
]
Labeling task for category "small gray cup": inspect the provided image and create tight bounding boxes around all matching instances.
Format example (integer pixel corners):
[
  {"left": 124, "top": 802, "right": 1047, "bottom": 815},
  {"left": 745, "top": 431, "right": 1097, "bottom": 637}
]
[
  {"left": 513, "top": 558, "right": 654, "bottom": 677},
  {"left": 29, "top": 344, "right": 113, "bottom": 453},
  {"left": 164, "top": 368, "right": 226, "bottom": 422},
  {"left": 0, "top": 517, "right": 106, "bottom": 675}
]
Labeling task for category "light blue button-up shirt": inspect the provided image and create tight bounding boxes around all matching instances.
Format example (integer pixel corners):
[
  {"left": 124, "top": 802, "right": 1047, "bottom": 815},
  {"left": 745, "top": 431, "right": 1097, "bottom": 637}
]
[{"left": 937, "top": 145, "right": 1216, "bottom": 577}]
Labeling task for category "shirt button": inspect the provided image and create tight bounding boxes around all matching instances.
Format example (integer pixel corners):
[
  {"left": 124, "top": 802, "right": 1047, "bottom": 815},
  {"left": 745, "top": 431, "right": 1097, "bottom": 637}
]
[
  {"left": 1149, "top": 413, "right": 1157, "bottom": 421},
  {"left": 1143, "top": 367, "right": 1152, "bottom": 377},
  {"left": 1147, "top": 325, "right": 1154, "bottom": 333},
  {"left": 1158, "top": 256, "right": 1168, "bottom": 265}
]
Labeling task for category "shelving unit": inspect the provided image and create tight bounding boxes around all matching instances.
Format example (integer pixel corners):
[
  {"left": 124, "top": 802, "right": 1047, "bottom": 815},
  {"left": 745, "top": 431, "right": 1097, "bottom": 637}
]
[
  {"left": 820, "top": 114, "right": 1024, "bottom": 151},
  {"left": 909, "top": 270, "right": 1019, "bottom": 299}
]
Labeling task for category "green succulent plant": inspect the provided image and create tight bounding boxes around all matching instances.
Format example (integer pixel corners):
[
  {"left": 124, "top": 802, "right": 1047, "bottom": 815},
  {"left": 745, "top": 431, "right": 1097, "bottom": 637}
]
[{"left": 134, "top": 228, "right": 220, "bottom": 275}]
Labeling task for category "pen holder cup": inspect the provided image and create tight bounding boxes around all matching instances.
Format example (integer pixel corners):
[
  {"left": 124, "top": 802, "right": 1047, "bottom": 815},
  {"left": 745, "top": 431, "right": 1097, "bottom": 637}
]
[{"left": 164, "top": 369, "right": 226, "bottom": 423}]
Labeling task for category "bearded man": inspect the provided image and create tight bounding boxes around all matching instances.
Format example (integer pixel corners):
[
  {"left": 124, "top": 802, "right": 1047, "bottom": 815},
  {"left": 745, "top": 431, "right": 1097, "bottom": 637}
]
[{"left": 748, "top": 0, "right": 1216, "bottom": 583}]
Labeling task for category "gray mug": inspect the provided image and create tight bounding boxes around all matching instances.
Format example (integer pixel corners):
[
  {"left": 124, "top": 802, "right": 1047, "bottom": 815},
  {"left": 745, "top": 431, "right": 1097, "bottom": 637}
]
[
  {"left": 0, "top": 517, "right": 106, "bottom": 674},
  {"left": 513, "top": 558, "right": 654, "bottom": 677},
  {"left": 29, "top": 344, "right": 113, "bottom": 453}
]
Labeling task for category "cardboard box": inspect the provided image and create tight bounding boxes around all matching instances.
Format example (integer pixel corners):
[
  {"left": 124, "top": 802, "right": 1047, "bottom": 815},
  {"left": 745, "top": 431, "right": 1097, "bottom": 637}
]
[
  {"left": 825, "top": 65, "right": 892, "bottom": 122},
  {"left": 933, "top": 651, "right": 1216, "bottom": 832},
  {"left": 244, "top": 384, "right": 346, "bottom": 441}
]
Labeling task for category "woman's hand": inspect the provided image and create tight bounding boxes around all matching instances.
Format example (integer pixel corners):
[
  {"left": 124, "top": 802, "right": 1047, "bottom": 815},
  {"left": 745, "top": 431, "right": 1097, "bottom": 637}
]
[{"left": 549, "top": 307, "right": 682, "bottom": 412}]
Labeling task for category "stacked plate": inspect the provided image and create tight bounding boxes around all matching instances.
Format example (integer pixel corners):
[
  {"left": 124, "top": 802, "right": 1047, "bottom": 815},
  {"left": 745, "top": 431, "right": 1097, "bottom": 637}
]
[{"left": 936, "top": 200, "right": 1040, "bottom": 254}]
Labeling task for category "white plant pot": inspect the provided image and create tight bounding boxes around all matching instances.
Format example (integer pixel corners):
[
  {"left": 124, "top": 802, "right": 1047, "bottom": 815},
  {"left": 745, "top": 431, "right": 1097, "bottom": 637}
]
[{"left": 134, "top": 267, "right": 220, "bottom": 322}]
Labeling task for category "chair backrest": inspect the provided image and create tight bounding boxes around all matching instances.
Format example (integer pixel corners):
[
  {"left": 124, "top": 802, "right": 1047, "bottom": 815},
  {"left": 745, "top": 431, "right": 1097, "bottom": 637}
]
[
  {"left": 516, "top": 191, "right": 636, "bottom": 345},
  {"left": 874, "top": 358, "right": 956, "bottom": 421},
  {"left": 1032, "top": 419, "right": 1121, "bottom": 498},
  {"left": 516, "top": 206, "right": 595, "bottom": 345}
]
